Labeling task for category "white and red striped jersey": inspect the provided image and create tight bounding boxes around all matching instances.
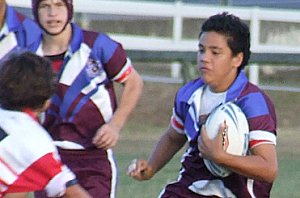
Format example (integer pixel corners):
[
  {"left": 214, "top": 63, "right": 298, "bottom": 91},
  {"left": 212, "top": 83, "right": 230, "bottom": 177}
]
[{"left": 0, "top": 108, "right": 76, "bottom": 197}]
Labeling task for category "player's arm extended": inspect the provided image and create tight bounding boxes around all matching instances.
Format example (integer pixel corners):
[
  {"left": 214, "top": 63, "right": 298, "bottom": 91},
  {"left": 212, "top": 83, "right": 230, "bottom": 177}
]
[
  {"left": 199, "top": 126, "right": 278, "bottom": 183},
  {"left": 128, "top": 125, "right": 187, "bottom": 181}
]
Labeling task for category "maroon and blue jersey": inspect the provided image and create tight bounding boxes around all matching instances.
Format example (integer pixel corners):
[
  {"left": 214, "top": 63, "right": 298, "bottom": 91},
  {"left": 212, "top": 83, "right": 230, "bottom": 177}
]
[
  {"left": 32, "top": 23, "right": 132, "bottom": 150},
  {"left": 166, "top": 72, "right": 277, "bottom": 197},
  {"left": 0, "top": 4, "right": 41, "bottom": 61},
  {"left": 31, "top": 23, "right": 132, "bottom": 197}
]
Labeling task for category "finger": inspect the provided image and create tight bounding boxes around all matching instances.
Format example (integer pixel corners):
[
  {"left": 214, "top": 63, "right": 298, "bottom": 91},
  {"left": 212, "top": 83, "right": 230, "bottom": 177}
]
[
  {"left": 127, "top": 159, "right": 137, "bottom": 175},
  {"left": 97, "top": 140, "right": 112, "bottom": 150},
  {"left": 92, "top": 132, "right": 102, "bottom": 144},
  {"left": 94, "top": 132, "right": 110, "bottom": 148},
  {"left": 200, "top": 125, "right": 208, "bottom": 140}
]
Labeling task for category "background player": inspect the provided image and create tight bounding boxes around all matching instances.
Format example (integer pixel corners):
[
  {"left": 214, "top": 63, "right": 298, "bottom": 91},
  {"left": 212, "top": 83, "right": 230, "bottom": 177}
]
[
  {"left": 0, "top": 52, "right": 91, "bottom": 198},
  {"left": 128, "top": 12, "right": 278, "bottom": 197},
  {"left": 30, "top": 0, "right": 143, "bottom": 197},
  {"left": 0, "top": 0, "right": 40, "bottom": 60}
]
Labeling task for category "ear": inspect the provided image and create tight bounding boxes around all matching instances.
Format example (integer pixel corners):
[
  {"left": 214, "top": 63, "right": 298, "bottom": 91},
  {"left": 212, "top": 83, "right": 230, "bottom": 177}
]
[{"left": 232, "top": 52, "right": 243, "bottom": 69}]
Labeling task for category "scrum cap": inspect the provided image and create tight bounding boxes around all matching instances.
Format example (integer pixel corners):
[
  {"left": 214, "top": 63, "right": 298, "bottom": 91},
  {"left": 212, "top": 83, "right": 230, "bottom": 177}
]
[{"left": 31, "top": 0, "right": 73, "bottom": 23}]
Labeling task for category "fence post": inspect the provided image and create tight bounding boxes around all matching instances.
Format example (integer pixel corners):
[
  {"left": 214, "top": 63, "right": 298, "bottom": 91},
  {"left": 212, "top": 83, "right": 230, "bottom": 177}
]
[
  {"left": 249, "top": 63, "right": 260, "bottom": 85},
  {"left": 171, "top": 61, "right": 182, "bottom": 79}
]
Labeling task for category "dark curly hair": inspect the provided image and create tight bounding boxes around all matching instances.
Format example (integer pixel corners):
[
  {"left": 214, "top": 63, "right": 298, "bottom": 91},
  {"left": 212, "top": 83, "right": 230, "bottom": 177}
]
[
  {"left": 0, "top": 52, "right": 55, "bottom": 111},
  {"left": 199, "top": 12, "right": 251, "bottom": 73}
]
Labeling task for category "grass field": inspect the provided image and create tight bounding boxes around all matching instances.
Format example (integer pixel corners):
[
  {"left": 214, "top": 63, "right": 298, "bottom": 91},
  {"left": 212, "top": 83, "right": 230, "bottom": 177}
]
[{"left": 113, "top": 81, "right": 300, "bottom": 198}]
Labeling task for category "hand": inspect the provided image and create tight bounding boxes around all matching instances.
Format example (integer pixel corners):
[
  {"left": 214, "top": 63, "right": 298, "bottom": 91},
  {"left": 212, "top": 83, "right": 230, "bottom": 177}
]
[
  {"left": 126, "top": 159, "right": 155, "bottom": 181},
  {"left": 198, "top": 122, "right": 228, "bottom": 163},
  {"left": 92, "top": 123, "right": 120, "bottom": 150}
]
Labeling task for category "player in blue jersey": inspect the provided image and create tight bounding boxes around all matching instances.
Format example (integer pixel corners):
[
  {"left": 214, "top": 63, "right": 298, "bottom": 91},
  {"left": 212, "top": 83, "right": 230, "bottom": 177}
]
[
  {"left": 0, "top": 0, "right": 41, "bottom": 61},
  {"left": 30, "top": 0, "right": 143, "bottom": 198},
  {"left": 128, "top": 12, "right": 278, "bottom": 197}
]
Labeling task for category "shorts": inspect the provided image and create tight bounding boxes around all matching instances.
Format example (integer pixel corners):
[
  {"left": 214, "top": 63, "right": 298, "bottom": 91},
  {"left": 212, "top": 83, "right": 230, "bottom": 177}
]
[
  {"left": 159, "top": 181, "right": 219, "bottom": 198},
  {"left": 35, "top": 148, "right": 117, "bottom": 198}
]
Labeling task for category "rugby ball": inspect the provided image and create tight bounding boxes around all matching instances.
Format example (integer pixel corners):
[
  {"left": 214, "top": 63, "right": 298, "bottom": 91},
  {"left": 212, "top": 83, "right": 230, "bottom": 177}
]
[{"left": 203, "top": 101, "right": 249, "bottom": 177}]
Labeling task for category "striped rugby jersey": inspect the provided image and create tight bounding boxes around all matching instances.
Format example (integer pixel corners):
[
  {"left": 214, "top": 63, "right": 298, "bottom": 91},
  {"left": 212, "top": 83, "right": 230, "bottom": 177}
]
[
  {"left": 0, "top": 4, "right": 41, "bottom": 61},
  {"left": 0, "top": 108, "right": 76, "bottom": 197},
  {"left": 31, "top": 23, "right": 133, "bottom": 149},
  {"left": 169, "top": 72, "right": 277, "bottom": 197}
]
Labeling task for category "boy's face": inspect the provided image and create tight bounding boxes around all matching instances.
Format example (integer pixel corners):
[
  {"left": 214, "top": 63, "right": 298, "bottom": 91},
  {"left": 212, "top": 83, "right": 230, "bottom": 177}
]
[
  {"left": 197, "top": 31, "right": 243, "bottom": 92},
  {"left": 37, "top": 0, "right": 68, "bottom": 35}
]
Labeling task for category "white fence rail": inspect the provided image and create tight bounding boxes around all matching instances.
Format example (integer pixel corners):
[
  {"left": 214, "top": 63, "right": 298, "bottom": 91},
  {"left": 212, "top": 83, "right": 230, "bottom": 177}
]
[
  {"left": 7, "top": 0, "right": 300, "bottom": 54},
  {"left": 7, "top": 0, "right": 300, "bottom": 91}
]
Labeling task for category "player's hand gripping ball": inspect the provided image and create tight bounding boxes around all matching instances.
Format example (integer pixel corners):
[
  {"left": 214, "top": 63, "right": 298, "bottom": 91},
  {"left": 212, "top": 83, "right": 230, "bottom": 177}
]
[{"left": 202, "top": 102, "right": 249, "bottom": 177}]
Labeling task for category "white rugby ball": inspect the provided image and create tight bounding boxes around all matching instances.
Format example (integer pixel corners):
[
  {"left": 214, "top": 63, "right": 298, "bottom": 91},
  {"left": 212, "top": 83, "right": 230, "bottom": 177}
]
[{"left": 203, "top": 101, "right": 249, "bottom": 177}]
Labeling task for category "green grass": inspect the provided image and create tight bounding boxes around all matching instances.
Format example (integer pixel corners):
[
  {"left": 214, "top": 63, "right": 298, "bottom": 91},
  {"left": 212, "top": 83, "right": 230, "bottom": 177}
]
[
  {"left": 270, "top": 128, "right": 300, "bottom": 197},
  {"left": 114, "top": 122, "right": 183, "bottom": 198}
]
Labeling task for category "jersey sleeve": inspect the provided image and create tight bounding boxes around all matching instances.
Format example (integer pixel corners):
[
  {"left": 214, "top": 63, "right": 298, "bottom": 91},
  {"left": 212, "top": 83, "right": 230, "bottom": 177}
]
[
  {"left": 45, "top": 164, "right": 76, "bottom": 197},
  {"left": 111, "top": 57, "right": 133, "bottom": 83},
  {"left": 94, "top": 33, "right": 133, "bottom": 83},
  {"left": 238, "top": 89, "right": 277, "bottom": 149},
  {"left": 170, "top": 80, "right": 202, "bottom": 135},
  {"left": 170, "top": 107, "right": 185, "bottom": 134}
]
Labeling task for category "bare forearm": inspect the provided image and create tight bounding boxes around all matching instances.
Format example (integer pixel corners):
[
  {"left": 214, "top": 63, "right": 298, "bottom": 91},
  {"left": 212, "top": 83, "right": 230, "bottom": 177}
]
[
  {"left": 216, "top": 145, "right": 278, "bottom": 182},
  {"left": 148, "top": 127, "right": 186, "bottom": 173},
  {"left": 111, "top": 69, "right": 143, "bottom": 129}
]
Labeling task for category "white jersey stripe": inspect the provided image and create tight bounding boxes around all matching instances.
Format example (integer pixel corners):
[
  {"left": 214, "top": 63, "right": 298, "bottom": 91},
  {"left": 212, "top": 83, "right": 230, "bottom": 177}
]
[
  {"left": 107, "top": 149, "right": 117, "bottom": 198},
  {"left": 60, "top": 43, "right": 91, "bottom": 86},
  {"left": 249, "top": 130, "right": 276, "bottom": 145},
  {"left": 0, "top": 32, "right": 18, "bottom": 59},
  {"left": 81, "top": 72, "right": 107, "bottom": 94},
  {"left": 112, "top": 58, "right": 132, "bottom": 83},
  {"left": 90, "top": 85, "right": 113, "bottom": 122},
  {"left": 247, "top": 178, "right": 256, "bottom": 198},
  {"left": 0, "top": 157, "right": 18, "bottom": 185}
]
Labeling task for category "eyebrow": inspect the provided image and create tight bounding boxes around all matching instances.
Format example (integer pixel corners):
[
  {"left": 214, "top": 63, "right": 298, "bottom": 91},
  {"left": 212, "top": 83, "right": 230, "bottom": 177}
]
[{"left": 198, "top": 43, "right": 222, "bottom": 51}]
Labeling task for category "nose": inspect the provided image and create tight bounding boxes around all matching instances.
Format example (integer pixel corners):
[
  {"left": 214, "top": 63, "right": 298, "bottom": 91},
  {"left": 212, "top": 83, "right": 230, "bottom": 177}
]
[
  {"left": 197, "top": 51, "right": 209, "bottom": 63},
  {"left": 48, "top": 5, "right": 58, "bottom": 16}
]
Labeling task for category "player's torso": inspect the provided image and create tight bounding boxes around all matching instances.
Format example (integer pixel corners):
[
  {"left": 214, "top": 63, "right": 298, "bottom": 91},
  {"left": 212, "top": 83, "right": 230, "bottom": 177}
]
[{"left": 42, "top": 26, "right": 126, "bottom": 149}]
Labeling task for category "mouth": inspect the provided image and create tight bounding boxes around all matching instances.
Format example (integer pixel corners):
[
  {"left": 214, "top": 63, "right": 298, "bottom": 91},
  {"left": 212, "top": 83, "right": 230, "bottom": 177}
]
[
  {"left": 46, "top": 20, "right": 61, "bottom": 26},
  {"left": 200, "top": 66, "right": 210, "bottom": 72}
]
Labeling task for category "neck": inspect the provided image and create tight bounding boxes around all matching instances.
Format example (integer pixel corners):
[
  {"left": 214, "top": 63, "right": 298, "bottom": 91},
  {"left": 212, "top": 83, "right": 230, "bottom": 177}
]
[
  {"left": 42, "top": 24, "right": 72, "bottom": 56},
  {"left": 22, "top": 107, "right": 40, "bottom": 122},
  {"left": 209, "top": 71, "right": 238, "bottom": 93}
]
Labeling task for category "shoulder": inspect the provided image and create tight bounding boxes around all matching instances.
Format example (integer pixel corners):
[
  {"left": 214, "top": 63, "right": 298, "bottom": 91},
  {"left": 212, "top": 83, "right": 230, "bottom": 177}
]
[
  {"left": 238, "top": 82, "right": 275, "bottom": 113},
  {"left": 13, "top": 9, "right": 38, "bottom": 28},
  {"left": 10, "top": 9, "right": 42, "bottom": 46},
  {"left": 0, "top": 110, "right": 56, "bottom": 154},
  {"left": 81, "top": 28, "right": 118, "bottom": 48},
  {"left": 236, "top": 82, "right": 277, "bottom": 131},
  {"left": 173, "top": 78, "right": 204, "bottom": 117},
  {"left": 81, "top": 29, "right": 100, "bottom": 47},
  {"left": 176, "top": 78, "right": 204, "bottom": 101}
]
